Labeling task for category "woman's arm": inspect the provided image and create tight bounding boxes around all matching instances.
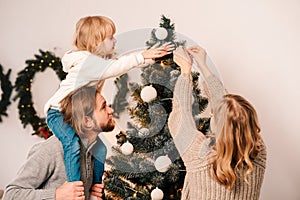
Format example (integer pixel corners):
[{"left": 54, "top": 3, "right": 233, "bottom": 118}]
[
  {"left": 168, "top": 47, "right": 205, "bottom": 156},
  {"left": 187, "top": 46, "right": 226, "bottom": 113}
]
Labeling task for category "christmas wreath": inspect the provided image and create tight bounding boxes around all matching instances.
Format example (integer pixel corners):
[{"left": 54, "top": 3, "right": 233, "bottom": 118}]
[
  {"left": 0, "top": 64, "right": 13, "bottom": 122},
  {"left": 13, "top": 50, "right": 67, "bottom": 139}
]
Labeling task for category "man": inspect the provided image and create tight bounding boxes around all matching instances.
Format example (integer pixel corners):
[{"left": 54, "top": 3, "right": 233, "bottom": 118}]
[{"left": 3, "top": 83, "right": 114, "bottom": 200}]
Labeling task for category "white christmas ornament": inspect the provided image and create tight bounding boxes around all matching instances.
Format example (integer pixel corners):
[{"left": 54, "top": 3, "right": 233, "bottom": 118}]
[
  {"left": 140, "top": 85, "right": 157, "bottom": 103},
  {"left": 155, "top": 27, "right": 168, "bottom": 40},
  {"left": 154, "top": 155, "right": 172, "bottom": 172},
  {"left": 121, "top": 142, "right": 134, "bottom": 155},
  {"left": 151, "top": 187, "right": 164, "bottom": 200},
  {"left": 139, "top": 127, "right": 150, "bottom": 137}
]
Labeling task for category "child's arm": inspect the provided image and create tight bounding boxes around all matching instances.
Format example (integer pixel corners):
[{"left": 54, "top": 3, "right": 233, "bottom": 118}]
[
  {"left": 77, "top": 45, "right": 171, "bottom": 85},
  {"left": 99, "top": 45, "right": 170, "bottom": 80}
]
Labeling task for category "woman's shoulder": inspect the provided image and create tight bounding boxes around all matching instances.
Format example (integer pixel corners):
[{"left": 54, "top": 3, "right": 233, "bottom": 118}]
[{"left": 252, "top": 140, "right": 267, "bottom": 169}]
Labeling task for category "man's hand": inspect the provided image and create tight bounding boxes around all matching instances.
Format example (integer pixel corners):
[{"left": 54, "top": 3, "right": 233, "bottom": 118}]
[
  {"left": 90, "top": 183, "right": 104, "bottom": 200},
  {"left": 55, "top": 181, "right": 85, "bottom": 200}
]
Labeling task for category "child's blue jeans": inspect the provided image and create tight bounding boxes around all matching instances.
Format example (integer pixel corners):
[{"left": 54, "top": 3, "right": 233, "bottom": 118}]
[{"left": 46, "top": 108, "right": 106, "bottom": 183}]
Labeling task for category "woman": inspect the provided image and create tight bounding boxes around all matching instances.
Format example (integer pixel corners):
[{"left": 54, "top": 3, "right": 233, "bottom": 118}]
[{"left": 168, "top": 46, "right": 266, "bottom": 199}]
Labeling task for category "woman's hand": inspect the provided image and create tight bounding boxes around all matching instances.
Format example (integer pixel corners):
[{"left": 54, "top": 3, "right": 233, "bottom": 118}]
[
  {"left": 173, "top": 46, "right": 192, "bottom": 75},
  {"left": 187, "top": 46, "right": 207, "bottom": 69}
]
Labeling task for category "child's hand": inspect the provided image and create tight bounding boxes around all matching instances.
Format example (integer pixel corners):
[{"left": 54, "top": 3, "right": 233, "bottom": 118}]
[
  {"left": 142, "top": 48, "right": 168, "bottom": 59},
  {"left": 152, "top": 42, "right": 175, "bottom": 53},
  {"left": 142, "top": 42, "right": 174, "bottom": 59}
]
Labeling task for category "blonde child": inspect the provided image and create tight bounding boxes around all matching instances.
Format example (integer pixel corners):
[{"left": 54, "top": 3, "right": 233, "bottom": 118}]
[{"left": 44, "top": 15, "right": 170, "bottom": 186}]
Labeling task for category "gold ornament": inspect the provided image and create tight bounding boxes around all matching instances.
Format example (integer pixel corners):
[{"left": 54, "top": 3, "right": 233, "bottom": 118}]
[
  {"left": 133, "top": 192, "right": 137, "bottom": 198},
  {"left": 160, "top": 61, "right": 167, "bottom": 69}
]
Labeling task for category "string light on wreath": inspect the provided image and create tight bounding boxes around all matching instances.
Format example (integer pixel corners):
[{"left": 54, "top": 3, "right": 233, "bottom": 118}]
[
  {"left": 0, "top": 64, "right": 13, "bottom": 122},
  {"left": 13, "top": 49, "right": 67, "bottom": 139}
]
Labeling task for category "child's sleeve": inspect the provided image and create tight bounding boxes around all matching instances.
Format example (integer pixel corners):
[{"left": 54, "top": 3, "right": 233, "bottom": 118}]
[
  {"left": 78, "top": 52, "right": 146, "bottom": 83},
  {"left": 100, "top": 52, "right": 146, "bottom": 79}
]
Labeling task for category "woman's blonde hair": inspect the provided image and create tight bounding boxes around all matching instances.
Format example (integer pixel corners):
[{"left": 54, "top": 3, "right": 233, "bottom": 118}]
[
  {"left": 211, "top": 94, "right": 262, "bottom": 189},
  {"left": 73, "top": 16, "right": 116, "bottom": 56}
]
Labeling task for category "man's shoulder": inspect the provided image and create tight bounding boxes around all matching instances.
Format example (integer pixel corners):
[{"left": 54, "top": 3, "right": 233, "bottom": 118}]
[{"left": 27, "top": 136, "right": 62, "bottom": 158}]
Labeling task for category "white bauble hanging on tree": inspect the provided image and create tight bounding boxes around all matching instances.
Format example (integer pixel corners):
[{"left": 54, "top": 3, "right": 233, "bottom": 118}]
[
  {"left": 140, "top": 85, "right": 157, "bottom": 103},
  {"left": 155, "top": 27, "right": 168, "bottom": 40},
  {"left": 151, "top": 187, "right": 164, "bottom": 200},
  {"left": 154, "top": 155, "right": 172, "bottom": 172},
  {"left": 138, "top": 127, "right": 150, "bottom": 137},
  {"left": 120, "top": 141, "right": 134, "bottom": 155}
]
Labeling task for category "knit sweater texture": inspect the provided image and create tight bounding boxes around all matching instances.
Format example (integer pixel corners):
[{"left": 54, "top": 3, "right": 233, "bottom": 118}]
[
  {"left": 168, "top": 74, "right": 267, "bottom": 200},
  {"left": 3, "top": 136, "right": 95, "bottom": 200}
]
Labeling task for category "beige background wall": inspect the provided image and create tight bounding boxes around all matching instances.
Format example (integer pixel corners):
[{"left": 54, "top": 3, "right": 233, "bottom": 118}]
[{"left": 1, "top": 0, "right": 300, "bottom": 199}]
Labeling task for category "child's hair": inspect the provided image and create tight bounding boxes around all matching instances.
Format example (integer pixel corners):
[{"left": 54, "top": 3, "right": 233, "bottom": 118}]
[
  {"left": 211, "top": 94, "right": 262, "bottom": 189},
  {"left": 73, "top": 16, "right": 116, "bottom": 56}
]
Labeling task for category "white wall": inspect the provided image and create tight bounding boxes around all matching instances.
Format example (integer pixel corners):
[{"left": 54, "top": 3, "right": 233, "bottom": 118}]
[{"left": 1, "top": 0, "right": 300, "bottom": 199}]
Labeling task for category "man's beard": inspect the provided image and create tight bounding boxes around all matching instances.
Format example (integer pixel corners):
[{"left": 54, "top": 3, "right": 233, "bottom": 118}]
[{"left": 93, "top": 119, "right": 115, "bottom": 133}]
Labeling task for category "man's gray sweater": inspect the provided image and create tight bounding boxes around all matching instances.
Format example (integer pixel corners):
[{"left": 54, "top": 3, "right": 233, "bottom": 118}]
[{"left": 3, "top": 136, "right": 94, "bottom": 200}]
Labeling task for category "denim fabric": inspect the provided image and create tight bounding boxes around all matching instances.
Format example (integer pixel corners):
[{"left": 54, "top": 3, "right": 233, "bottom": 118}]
[
  {"left": 90, "top": 137, "right": 107, "bottom": 184},
  {"left": 46, "top": 109, "right": 81, "bottom": 182},
  {"left": 46, "top": 109, "right": 106, "bottom": 184}
]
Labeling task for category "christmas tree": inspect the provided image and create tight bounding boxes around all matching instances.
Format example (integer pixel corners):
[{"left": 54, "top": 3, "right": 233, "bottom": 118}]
[{"left": 105, "top": 15, "right": 210, "bottom": 200}]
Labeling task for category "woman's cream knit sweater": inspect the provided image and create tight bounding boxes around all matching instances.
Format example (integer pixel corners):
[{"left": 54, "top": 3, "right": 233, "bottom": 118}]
[{"left": 168, "top": 74, "right": 266, "bottom": 200}]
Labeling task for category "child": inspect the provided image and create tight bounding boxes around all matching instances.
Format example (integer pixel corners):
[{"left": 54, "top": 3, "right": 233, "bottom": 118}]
[{"left": 44, "top": 15, "right": 170, "bottom": 186}]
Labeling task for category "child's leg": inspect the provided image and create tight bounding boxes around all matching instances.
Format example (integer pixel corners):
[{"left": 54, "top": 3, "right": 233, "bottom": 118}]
[
  {"left": 90, "top": 137, "right": 107, "bottom": 184},
  {"left": 46, "top": 108, "right": 81, "bottom": 182}
]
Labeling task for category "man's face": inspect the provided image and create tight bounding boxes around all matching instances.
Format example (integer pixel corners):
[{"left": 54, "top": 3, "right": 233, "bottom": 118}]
[{"left": 91, "top": 93, "right": 115, "bottom": 132}]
